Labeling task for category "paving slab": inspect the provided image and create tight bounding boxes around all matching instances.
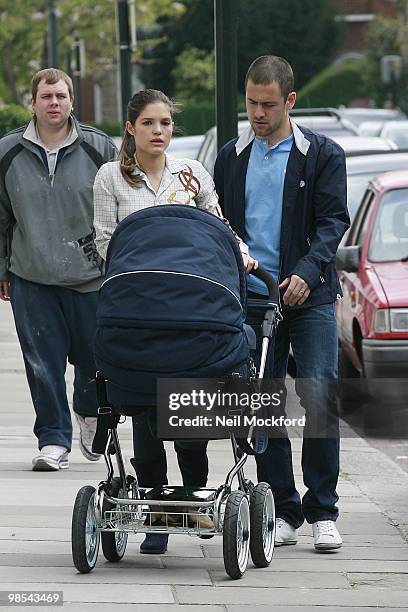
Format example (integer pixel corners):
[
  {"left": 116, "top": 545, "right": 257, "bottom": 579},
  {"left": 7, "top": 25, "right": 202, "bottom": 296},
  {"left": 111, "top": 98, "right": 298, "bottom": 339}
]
[
  {"left": 226, "top": 608, "right": 406, "bottom": 612},
  {"left": 163, "top": 556, "right": 408, "bottom": 573},
  {"left": 0, "top": 527, "right": 72, "bottom": 541},
  {"left": 0, "top": 565, "right": 213, "bottom": 585},
  {"left": 202, "top": 544, "right": 408, "bottom": 561},
  {"left": 5, "top": 607, "right": 225, "bottom": 612},
  {"left": 175, "top": 585, "right": 408, "bottom": 607},
  {"left": 210, "top": 570, "right": 349, "bottom": 589},
  {"left": 0, "top": 583, "right": 174, "bottom": 604},
  {"left": 0, "top": 553, "right": 162, "bottom": 568},
  {"left": 349, "top": 572, "right": 408, "bottom": 590}
]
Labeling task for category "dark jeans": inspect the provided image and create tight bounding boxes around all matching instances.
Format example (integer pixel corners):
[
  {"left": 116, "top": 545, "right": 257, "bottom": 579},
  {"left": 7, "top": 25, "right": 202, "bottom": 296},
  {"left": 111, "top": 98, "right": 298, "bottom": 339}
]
[
  {"left": 247, "top": 297, "right": 340, "bottom": 527},
  {"left": 131, "top": 410, "right": 208, "bottom": 488},
  {"left": 9, "top": 274, "right": 99, "bottom": 451}
]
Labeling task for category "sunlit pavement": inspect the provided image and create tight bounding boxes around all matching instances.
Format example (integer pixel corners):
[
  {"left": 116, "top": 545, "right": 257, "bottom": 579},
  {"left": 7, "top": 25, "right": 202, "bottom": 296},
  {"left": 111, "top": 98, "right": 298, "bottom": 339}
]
[{"left": 1, "top": 299, "right": 408, "bottom": 611}]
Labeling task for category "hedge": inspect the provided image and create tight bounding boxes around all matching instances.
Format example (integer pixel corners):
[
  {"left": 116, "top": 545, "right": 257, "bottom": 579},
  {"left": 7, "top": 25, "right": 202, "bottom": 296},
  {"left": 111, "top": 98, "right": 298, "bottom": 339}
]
[
  {"left": 296, "top": 59, "right": 368, "bottom": 108},
  {"left": 0, "top": 104, "right": 31, "bottom": 137}
]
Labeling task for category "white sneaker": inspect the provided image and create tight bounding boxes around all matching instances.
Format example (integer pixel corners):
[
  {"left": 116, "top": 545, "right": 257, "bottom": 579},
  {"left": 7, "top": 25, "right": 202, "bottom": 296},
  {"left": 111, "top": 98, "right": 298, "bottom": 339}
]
[
  {"left": 312, "top": 520, "right": 343, "bottom": 551},
  {"left": 32, "top": 445, "right": 69, "bottom": 471},
  {"left": 275, "top": 518, "right": 298, "bottom": 546},
  {"left": 75, "top": 414, "right": 101, "bottom": 462}
]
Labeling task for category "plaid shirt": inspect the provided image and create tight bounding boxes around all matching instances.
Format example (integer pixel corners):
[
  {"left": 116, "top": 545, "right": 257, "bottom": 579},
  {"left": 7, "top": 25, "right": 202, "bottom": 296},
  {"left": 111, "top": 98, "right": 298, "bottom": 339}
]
[{"left": 93, "top": 155, "right": 247, "bottom": 260}]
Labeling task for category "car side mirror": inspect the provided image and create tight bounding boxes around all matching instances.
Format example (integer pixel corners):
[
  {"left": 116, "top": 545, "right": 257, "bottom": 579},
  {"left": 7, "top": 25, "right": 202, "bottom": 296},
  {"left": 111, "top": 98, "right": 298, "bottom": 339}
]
[{"left": 336, "top": 245, "right": 360, "bottom": 272}]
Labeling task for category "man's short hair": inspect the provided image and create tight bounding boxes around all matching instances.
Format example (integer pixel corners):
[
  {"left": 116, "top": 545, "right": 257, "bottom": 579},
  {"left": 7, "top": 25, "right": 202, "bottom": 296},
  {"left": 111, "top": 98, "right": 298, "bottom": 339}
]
[
  {"left": 245, "top": 56, "right": 294, "bottom": 100},
  {"left": 31, "top": 68, "right": 74, "bottom": 101}
]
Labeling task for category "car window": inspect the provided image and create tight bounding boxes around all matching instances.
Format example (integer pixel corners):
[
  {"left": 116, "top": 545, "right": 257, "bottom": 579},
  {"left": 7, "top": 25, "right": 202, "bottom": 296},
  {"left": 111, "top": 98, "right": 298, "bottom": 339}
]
[
  {"left": 368, "top": 188, "right": 408, "bottom": 262},
  {"left": 348, "top": 190, "right": 375, "bottom": 246},
  {"left": 382, "top": 128, "right": 408, "bottom": 149},
  {"left": 347, "top": 173, "right": 377, "bottom": 221},
  {"left": 197, "top": 129, "right": 217, "bottom": 175}
]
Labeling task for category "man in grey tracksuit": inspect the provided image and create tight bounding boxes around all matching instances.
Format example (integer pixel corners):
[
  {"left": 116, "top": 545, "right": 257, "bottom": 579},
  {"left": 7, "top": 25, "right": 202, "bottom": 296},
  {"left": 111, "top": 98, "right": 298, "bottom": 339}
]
[{"left": 0, "top": 68, "right": 117, "bottom": 470}]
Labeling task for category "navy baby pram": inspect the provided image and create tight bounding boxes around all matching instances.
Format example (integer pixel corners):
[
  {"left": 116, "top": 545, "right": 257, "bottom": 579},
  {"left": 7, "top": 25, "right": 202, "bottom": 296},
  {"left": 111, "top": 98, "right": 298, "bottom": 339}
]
[
  {"left": 94, "top": 204, "right": 250, "bottom": 407},
  {"left": 73, "top": 204, "right": 282, "bottom": 579}
]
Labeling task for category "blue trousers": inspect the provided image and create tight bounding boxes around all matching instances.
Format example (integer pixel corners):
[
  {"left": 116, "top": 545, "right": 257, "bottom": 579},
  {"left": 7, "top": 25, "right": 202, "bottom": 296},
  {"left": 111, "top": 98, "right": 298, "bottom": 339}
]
[
  {"left": 247, "top": 299, "right": 340, "bottom": 527},
  {"left": 9, "top": 275, "right": 99, "bottom": 451}
]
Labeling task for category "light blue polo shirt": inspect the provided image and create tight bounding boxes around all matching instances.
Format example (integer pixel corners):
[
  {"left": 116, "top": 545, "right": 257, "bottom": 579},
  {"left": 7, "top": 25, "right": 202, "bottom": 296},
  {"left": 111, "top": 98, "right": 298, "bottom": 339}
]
[{"left": 245, "top": 133, "right": 293, "bottom": 295}]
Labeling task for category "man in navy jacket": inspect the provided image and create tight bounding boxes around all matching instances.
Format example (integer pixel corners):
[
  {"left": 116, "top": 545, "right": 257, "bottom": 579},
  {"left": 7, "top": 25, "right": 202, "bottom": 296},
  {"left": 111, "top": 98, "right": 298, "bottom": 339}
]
[{"left": 214, "top": 56, "right": 349, "bottom": 551}]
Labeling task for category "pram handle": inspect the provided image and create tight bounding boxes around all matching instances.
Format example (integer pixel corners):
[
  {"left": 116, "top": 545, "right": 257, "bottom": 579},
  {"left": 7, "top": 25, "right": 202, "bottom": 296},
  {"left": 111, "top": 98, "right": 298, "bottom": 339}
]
[{"left": 249, "top": 266, "right": 280, "bottom": 304}]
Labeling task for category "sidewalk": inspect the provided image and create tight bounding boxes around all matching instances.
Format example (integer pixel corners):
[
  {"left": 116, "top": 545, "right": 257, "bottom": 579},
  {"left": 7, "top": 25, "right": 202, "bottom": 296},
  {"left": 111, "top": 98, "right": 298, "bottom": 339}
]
[{"left": 1, "top": 299, "right": 408, "bottom": 611}]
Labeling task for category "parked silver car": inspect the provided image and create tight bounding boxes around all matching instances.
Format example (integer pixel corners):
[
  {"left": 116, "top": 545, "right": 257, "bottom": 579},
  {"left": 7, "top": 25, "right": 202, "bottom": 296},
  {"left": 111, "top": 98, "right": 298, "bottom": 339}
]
[{"left": 197, "top": 108, "right": 358, "bottom": 175}]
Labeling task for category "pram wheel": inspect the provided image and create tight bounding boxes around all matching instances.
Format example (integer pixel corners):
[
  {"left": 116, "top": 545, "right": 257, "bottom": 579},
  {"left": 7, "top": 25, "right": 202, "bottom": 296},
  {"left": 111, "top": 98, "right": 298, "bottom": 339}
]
[
  {"left": 101, "top": 477, "right": 128, "bottom": 562},
  {"left": 223, "top": 491, "right": 250, "bottom": 579},
  {"left": 249, "top": 483, "right": 275, "bottom": 567},
  {"left": 72, "top": 486, "right": 100, "bottom": 573}
]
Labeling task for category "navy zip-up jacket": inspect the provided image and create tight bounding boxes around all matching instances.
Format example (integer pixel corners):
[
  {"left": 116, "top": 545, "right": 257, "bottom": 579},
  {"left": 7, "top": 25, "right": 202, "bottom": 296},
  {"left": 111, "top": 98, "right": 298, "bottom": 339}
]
[{"left": 214, "top": 121, "right": 350, "bottom": 308}]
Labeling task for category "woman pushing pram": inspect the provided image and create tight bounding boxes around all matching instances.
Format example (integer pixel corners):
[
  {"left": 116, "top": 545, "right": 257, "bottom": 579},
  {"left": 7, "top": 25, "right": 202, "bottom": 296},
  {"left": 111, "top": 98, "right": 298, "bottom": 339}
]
[{"left": 93, "top": 89, "right": 257, "bottom": 556}]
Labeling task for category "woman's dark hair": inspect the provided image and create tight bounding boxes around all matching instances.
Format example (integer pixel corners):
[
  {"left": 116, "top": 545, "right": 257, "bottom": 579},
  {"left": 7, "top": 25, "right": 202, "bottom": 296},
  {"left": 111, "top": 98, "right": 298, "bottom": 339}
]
[{"left": 119, "top": 89, "right": 177, "bottom": 188}]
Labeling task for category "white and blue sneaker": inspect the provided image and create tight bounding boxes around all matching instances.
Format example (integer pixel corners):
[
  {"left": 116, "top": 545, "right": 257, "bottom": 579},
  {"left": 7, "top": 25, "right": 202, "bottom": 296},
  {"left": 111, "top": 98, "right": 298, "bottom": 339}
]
[{"left": 32, "top": 445, "right": 69, "bottom": 471}]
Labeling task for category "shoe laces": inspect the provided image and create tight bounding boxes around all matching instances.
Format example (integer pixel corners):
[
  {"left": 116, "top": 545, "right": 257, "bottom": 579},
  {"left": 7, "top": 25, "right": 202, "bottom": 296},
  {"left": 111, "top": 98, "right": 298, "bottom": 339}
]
[
  {"left": 276, "top": 518, "right": 286, "bottom": 529},
  {"left": 315, "top": 520, "right": 336, "bottom": 535}
]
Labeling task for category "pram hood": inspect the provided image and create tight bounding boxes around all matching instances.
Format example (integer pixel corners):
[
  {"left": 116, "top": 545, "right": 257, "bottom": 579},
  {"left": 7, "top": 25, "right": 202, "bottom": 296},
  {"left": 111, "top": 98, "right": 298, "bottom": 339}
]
[
  {"left": 94, "top": 205, "right": 249, "bottom": 405},
  {"left": 98, "top": 204, "right": 247, "bottom": 330}
]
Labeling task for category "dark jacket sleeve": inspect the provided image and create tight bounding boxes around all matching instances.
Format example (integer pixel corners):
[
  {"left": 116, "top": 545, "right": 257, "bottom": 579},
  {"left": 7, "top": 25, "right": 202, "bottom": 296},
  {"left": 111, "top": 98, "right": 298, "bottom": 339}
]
[{"left": 290, "top": 141, "right": 350, "bottom": 290}]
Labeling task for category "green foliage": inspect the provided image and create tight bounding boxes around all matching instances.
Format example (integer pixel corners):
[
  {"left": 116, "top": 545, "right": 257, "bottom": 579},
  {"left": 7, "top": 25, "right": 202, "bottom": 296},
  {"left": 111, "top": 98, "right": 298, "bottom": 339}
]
[
  {"left": 236, "top": 0, "right": 340, "bottom": 91},
  {"left": 363, "top": 16, "right": 407, "bottom": 111},
  {"left": 174, "top": 102, "right": 215, "bottom": 136},
  {"left": 0, "top": 0, "right": 45, "bottom": 104},
  {"left": 0, "top": 0, "right": 183, "bottom": 105},
  {"left": 172, "top": 47, "right": 215, "bottom": 104},
  {"left": 91, "top": 121, "right": 122, "bottom": 137},
  {"left": 296, "top": 59, "right": 368, "bottom": 108},
  {"left": 143, "top": 0, "right": 214, "bottom": 91},
  {"left": 0, "top": 104, "right": 31, "bottom": 137},
  {"left": 150, "top": 0, "right": 340, "bottom": 96},
  {"left": 174, "top": 97, "right": 246, "bottom": 136}
]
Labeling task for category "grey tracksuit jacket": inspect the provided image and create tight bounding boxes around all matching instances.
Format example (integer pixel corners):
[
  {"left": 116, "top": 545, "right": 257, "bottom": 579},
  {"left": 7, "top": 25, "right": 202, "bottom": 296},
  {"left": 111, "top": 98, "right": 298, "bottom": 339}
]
[{"left": 0, "top": 117, "right": 117, "bottom": 290}]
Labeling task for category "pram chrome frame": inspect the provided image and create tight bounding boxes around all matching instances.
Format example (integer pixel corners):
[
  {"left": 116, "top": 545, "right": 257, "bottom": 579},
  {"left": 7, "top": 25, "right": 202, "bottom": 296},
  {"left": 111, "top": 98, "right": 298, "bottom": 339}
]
[{"left": 71, "top": 267, "right": 281, "bottom": 580}]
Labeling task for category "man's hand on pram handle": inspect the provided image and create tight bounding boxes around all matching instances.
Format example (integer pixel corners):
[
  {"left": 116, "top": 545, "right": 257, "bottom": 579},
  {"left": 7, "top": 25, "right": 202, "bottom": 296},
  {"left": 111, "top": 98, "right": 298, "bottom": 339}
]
[
  {"left": 242, "top": 253, "right": 258, "bottom": 274},
  {"left": 279, "top": 274, "right": 310, "bottom": 306}
]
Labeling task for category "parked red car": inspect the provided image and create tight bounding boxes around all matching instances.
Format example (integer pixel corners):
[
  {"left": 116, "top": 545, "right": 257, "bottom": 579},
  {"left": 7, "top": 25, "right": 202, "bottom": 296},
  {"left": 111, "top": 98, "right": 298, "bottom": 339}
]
[{"left": 336, "top": 170, "right": 408, "bottom": 410}]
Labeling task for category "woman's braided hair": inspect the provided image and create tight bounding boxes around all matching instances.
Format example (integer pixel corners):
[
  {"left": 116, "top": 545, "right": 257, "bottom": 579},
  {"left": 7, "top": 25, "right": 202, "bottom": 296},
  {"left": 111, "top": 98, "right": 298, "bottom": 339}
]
[{"left": 119, "top": 89, "right": 177, "bottom": 188}]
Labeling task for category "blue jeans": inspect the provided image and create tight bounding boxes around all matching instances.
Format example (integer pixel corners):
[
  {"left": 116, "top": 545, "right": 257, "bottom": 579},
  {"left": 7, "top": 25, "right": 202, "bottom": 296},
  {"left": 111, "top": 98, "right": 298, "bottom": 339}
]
[
  {"left": 9, "top": 275, "right": 99, "bottom": 451},
  {"left": 247, "top": 299, "right": 340, "bottom": 527}
]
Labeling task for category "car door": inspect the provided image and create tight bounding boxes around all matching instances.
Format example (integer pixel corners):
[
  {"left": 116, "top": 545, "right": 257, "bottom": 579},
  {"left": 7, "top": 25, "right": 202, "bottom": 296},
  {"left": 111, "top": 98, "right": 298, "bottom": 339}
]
[{"left": 338, "top": 189, "right": 376, "bottom": 354}]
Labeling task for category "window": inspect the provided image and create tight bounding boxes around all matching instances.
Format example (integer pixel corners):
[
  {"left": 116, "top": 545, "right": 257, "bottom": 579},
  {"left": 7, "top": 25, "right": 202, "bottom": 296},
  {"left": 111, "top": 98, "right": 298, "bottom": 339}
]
[
  {"left": 348, "top": 189, "right": 375, "bottom": 246},
  {"left": 368, "top": 188, "right": 408, "bottom": 262}
]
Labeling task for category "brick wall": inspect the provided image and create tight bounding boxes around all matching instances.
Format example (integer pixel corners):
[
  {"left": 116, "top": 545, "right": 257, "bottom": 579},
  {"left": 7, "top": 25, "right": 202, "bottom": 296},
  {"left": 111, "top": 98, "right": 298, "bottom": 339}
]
[{"left": 335, "top": 0, "right": 398, "bottom": 53}]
